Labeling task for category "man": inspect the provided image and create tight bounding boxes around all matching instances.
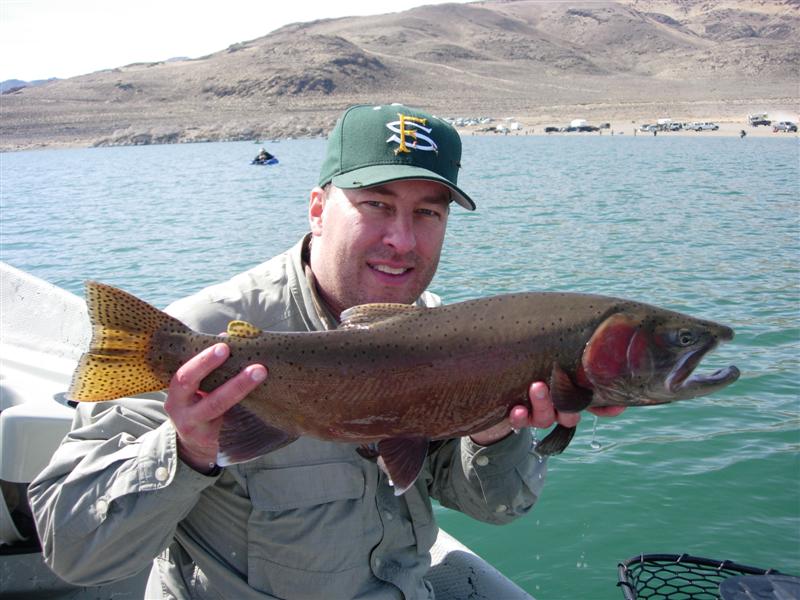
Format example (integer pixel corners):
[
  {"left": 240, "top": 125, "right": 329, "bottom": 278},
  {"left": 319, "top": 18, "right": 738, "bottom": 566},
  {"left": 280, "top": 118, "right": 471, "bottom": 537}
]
[
  {"left": 29, "top": 103, "right": 622, "bottom": 599},
  {"left": 254, "top": 147, "right": 275, "bottom": 164}
]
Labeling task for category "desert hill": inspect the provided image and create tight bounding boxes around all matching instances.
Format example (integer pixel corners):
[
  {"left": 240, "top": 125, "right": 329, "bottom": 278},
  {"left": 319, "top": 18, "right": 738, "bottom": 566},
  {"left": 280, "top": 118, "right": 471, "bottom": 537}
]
[{"left": 1, "top": 0, "right": 797, "bottom": 150}]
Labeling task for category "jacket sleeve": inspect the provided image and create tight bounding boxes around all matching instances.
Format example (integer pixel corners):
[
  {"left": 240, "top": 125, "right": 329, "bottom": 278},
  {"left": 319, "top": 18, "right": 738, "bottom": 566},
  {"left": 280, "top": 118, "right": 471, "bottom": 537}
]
[
  {"left": 427, "top": 429, "right": 548, "bottom": 524},
  {"left": 27, "top": 397, "right": 220, "bottom": 586}
]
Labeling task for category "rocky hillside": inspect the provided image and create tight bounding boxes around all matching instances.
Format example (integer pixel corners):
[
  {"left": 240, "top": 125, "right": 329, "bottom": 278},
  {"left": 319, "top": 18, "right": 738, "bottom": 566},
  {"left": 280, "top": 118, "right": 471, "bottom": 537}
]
[{"left": 1, "top": 0, "right": 797, "bottom": 150}]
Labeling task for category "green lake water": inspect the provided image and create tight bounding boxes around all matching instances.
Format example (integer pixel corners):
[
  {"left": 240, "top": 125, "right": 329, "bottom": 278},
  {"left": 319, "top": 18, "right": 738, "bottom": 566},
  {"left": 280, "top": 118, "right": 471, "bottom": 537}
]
[{"left": 2, "top": 133, "right": 798, "bottom": 598}]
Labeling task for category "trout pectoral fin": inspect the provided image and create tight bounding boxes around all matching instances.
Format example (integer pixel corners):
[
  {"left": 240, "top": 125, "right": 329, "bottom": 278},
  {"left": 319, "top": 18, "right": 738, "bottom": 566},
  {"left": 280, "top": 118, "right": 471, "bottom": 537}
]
[
  {"left": 226, "top": 320, "right": 263, "bottom": 338},
  {"left": 550, "top": 364, "right": 593, "bottom": 413},
  {"left": 339, "top": 303, "right": 421, "bottom": 330},
  {"left": 217, "top": 405, "right": 297, "bottom": 466},
  {"left": 375, "top": 437, "right": 429, "bottom": 496},
  {"left": 535, "top": 425, "right": 577, "bottom": 456}
]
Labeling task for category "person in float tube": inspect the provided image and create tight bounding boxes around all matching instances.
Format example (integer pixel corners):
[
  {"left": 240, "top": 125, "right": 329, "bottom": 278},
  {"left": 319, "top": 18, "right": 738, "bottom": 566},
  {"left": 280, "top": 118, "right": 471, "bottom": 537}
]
[
  {"left": 29, "top": 103, "right": 625, "bottom": 599},
  {"left": 254, "top": 147, "right": 275, "bottom": 163}
]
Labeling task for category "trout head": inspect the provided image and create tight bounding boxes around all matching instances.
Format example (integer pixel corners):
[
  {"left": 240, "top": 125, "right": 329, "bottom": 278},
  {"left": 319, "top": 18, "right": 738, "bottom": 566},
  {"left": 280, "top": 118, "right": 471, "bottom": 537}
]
[{"left": 580, "top": 309, "right": 740, "bottom": 407}]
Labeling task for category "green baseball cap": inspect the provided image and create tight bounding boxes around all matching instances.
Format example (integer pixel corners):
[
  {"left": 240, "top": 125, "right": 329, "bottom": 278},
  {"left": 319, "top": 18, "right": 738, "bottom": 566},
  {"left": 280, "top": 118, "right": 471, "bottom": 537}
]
[{"left": 318, "top": 103, "right": 475, "bottom": 210}]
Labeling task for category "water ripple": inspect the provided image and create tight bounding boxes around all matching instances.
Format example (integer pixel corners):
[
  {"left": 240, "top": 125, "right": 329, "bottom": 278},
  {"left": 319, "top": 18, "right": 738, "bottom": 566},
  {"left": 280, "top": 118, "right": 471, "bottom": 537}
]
[{"left": 3, "top": 135, "right": 798, "bottom": 598}]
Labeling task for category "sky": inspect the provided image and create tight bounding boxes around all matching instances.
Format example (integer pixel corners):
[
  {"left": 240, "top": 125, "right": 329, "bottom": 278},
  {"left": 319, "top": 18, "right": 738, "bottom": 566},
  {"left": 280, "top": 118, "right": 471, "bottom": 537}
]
[{"left": 0, "top": 0, "right": 470, "bottom": 82}]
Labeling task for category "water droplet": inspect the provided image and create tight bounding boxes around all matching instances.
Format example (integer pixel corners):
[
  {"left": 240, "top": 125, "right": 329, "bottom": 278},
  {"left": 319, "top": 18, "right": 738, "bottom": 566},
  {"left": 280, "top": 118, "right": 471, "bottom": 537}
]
[{"left": 589, "top": 414, "right": 602, "bottom": 450}]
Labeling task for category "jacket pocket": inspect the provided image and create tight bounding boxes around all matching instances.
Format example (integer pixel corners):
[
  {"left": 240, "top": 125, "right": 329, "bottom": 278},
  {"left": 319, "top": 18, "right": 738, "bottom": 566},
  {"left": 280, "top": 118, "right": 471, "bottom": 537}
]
[{"left": 246, "top": 461, "right": 368, "bottom": 576}]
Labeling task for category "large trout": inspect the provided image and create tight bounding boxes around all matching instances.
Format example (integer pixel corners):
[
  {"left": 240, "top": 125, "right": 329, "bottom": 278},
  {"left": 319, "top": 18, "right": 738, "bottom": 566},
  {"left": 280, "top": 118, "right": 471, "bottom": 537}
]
[{"left": 70, "top": 282, "right": 739, "bottom": 494}]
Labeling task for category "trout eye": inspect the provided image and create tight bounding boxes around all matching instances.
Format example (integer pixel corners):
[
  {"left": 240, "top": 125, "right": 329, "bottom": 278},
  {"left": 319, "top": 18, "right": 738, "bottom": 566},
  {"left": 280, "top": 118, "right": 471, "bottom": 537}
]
[{"left": 676, "top": 329, "right": 696, "bottom": 346}]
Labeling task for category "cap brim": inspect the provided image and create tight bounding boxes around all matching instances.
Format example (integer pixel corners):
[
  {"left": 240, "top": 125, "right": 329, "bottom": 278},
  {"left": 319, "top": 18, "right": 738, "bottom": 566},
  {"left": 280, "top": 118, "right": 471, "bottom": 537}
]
[{"left": 331, "top": 164, "right": 476, "bottom": 211}]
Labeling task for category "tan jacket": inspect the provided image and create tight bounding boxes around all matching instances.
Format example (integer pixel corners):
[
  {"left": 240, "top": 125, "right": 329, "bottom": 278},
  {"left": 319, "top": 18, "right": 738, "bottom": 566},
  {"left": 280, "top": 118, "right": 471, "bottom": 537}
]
[{"left": 29, "top": 235, "right": 547, "bottom": 599}]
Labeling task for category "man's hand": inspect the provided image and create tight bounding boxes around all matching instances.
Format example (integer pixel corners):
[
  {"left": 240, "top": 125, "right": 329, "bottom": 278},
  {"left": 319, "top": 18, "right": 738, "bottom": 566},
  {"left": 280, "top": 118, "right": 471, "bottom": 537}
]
[
  {"left": 469, "top": 381, "right": 626, "bottom": 446},
  {"left": 164, "top": 343, "right": 267, "bottom": 473}
]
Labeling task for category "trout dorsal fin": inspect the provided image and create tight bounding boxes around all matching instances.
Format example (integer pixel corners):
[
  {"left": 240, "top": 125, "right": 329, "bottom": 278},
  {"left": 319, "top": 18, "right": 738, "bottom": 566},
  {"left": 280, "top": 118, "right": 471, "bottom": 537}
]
[
  {"left": 227, "top": 320, "right": 263, "bottom": 338},
  {"left": 339, "top": 303, "right": 420, "bottom": 330}
]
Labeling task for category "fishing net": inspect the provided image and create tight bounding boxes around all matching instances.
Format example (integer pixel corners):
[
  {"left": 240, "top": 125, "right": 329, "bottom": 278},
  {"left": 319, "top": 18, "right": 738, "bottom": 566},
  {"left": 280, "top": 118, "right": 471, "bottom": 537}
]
[{"left": 617, "top": 553, "right": 785, "bottom": 600}]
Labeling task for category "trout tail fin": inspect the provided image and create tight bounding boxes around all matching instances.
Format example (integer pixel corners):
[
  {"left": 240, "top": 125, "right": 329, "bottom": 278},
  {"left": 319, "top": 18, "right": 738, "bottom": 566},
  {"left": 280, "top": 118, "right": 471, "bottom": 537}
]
[{"left": 69, "top": 281, "right": 184, "bottom": 401}]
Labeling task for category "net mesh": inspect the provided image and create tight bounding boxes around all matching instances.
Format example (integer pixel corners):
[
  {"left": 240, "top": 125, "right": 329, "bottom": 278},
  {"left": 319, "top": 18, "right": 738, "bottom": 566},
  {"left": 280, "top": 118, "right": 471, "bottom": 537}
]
[{"left": 617, "top": 553, "right": 781, "bottom": 600}]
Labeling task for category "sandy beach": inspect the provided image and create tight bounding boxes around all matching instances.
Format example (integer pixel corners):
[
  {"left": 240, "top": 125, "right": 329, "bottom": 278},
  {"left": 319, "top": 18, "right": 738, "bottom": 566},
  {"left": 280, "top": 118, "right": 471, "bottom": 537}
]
[{"left": 458, "top": 119, "right": 798, "bottom": 139}]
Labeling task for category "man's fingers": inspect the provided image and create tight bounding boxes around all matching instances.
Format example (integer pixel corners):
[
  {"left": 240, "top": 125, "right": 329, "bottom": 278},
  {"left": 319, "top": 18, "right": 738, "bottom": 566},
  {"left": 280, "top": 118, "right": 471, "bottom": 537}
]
[
  {"left": 528, "top": 381, "right": 581, "bottom": 428},
  {"left": 507, "top": 405, "right": 530, "bottom": 430},
  {"left": 192, "top": 364, "right": 267, "bottom": 422},
  {"left": 556, "top": 411, "right": 581, "bottom": 428},
  {"left": 169, "top": 343, "right": 230, "bottom": 406},
  {"left": 529, "top": 382, "right": 555, "bottom": 429},
  {"left": 165, "top": 342, "right": 268, "bottom": 420},
  {"left": 588, "top": 406, "right": 626, "bottom": 417},
  {"left": 163, "top": 342, "right": 267, "bottom": 472}
]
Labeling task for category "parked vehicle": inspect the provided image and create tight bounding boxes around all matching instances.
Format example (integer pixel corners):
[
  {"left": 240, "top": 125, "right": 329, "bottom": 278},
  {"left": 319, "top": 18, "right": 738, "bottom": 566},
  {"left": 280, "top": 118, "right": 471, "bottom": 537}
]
[
  {"left": 773, "top": 121, "right": 797, "bottom": 132},
  {"left": 748, "top": 113, "right": 771, "bottom": 127},
  {"left": 687, "top": 122, "right": 719, "bottom": 131}
]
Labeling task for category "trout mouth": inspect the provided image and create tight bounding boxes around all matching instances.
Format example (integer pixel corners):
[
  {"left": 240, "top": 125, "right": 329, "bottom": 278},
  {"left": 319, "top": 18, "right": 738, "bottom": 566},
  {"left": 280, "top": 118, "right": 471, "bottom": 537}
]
[{"left": 665, "top": 338, "right": 740, "bottom": 397}]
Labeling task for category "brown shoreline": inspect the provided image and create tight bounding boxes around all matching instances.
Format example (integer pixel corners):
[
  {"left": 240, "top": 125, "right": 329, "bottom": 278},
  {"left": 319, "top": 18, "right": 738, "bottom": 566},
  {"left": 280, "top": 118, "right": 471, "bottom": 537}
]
[
  {"left": 3, "top": 117, "right": 796, "bottom": 153},
  {"left": 458, "top": 120, "right": 798, "bottom": 139}
]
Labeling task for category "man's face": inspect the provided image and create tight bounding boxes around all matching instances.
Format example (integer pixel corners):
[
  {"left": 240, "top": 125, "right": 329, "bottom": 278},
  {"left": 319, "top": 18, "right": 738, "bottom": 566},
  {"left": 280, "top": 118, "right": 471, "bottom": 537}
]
[{"left": 308, "top": 179, "right": 450, "bottom": 316}]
